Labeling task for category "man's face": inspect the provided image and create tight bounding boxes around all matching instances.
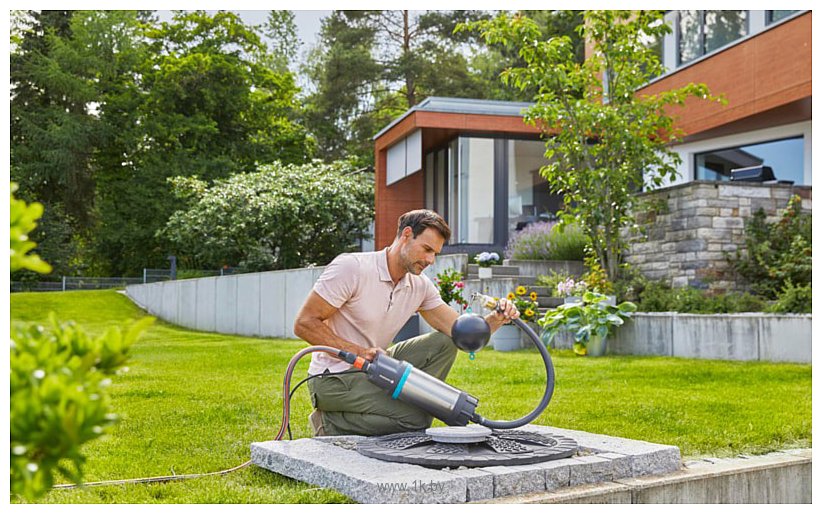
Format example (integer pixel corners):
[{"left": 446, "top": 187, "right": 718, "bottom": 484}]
[{"left": 399, "top": 227, "right": 445, "bottom": 275}]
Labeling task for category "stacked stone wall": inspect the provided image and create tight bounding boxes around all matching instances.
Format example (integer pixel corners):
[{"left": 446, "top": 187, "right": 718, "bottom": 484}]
[{"left": 624, "top": 181, "right": 812, "bottom": 293}]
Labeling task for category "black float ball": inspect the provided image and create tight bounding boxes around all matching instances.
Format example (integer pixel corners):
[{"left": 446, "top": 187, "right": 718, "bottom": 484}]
[{"left": 451, "top": 314, "right": 491, "bottom": 353}]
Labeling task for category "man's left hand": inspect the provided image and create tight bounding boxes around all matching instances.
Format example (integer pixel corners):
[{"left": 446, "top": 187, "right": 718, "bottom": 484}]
[{"left": 490, "top": 298, "right": 520, "bottom": 324}]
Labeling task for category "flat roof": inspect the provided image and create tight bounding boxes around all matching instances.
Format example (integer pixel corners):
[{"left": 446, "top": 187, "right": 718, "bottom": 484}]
[{"left": 373, "top": 96, "right": 534, "bottom": 140}]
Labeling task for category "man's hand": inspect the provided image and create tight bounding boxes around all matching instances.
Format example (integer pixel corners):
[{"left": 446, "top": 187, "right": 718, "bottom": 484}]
[
  {"left": 493, "top": 298, "right": 520, "bottom": 322},
  {"left": 361, "top": 347, "right": 387, "bottom": 362},
  {"left": 485, "top": 298, "right": 520, "bottom": 332}
]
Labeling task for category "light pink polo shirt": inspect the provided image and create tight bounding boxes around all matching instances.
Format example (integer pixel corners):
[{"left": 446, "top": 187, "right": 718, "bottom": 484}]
[{"left": 307, "top": 249, "right": 446, "bottom": 375}]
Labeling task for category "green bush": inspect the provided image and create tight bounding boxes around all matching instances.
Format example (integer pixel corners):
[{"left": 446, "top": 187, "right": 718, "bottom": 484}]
[
  {"left": 11, "top": 316, "right": 153, "bottom": 499},
  {"left": 505, "top": 222, "right": 588, "bottom": 261},
  {"left": 767, "top": 280, "right": 812, "bottom": 314},
  {"left": 10, "top": 183, "right": 153, "bottom": 500},
  {"left": 729, "top": 195, "right": 811, "bottom": 299},
  {"left": 162, "top": 160, "right": 374, "bottom": 272},
  {"left": 631, "top": 280, "right": 767, "bottom": 314}
]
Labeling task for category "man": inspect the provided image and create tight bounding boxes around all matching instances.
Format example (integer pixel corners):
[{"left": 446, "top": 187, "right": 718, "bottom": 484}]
[{"left": 294, "top": 209, "right": 519, "bottom": 436}]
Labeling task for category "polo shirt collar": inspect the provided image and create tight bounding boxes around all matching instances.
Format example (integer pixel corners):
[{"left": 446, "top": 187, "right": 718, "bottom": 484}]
[{"left": 378, "top": 248, "right": 411, "bottom": 288}]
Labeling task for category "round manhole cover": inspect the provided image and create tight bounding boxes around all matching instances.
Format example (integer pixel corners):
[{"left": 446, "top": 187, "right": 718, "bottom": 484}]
[{"left": 356, "top": 429, "right": 578, "bottom": 468}]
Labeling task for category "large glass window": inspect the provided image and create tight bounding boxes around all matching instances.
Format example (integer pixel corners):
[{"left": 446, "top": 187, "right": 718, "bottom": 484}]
[
  {"left": 507, "top": 140, "right": 561, "bottom": 234},
  {"left": 455, "top": 138, "right": 495, "bottom": 244},
  {"left": 695, "top": 136, "right": 804, "bottom": 184},
  {"left": 678, "top": 10, "right": 747, "bottom": 65},
  {"left": 767, "top": 11, "right": 798, "bottom": 25}
]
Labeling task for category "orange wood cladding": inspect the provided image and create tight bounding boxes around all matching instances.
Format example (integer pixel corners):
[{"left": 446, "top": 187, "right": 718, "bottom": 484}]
[
  {"left": 639, "top": 12, "right": 811, "bottom": 137},
  {"left": 374, "top": 111, "right": 539, "bottom": 249}
]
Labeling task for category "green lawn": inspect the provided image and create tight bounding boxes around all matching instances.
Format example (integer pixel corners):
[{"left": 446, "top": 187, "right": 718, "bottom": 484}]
[{"left": 10, "top": 290, "right": 812, "bottom": 503}]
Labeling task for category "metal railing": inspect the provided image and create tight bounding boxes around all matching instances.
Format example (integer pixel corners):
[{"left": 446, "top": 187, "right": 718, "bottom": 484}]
[{"left": 12, "top": 267, "right": 250, "bottom": 293}]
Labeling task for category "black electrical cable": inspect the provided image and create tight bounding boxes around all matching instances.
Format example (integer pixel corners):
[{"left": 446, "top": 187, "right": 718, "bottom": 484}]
[{"left": 286, "top": 369, "right": 365, "bottom": 440}]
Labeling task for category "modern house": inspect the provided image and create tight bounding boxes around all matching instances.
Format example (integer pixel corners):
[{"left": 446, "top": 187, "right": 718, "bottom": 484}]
[{"left": 372, "top": 10, "right": 811, "bottom": 268}]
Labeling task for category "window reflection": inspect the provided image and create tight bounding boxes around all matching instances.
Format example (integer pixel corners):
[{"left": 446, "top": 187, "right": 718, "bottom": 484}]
[
  {"left": 678, "top": 10, "right": 748, "bottom": 65},
  {"left": 695, "top": 137, "right": 804, "bottom": 185}
]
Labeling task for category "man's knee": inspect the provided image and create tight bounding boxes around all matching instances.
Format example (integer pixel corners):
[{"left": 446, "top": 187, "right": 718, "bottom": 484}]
[{"left": 427, "top": 331, "right": 458, "bottom": 357}]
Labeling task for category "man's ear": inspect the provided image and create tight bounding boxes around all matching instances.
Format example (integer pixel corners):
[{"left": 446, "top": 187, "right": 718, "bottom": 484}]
[{"left": 401, "top": 226, "right": 414, "bottom": 240}]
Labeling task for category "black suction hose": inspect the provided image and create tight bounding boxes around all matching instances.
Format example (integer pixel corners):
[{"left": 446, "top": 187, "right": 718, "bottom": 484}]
[{"left": 473, "top": 317, "right": 555, "bottom": 430}]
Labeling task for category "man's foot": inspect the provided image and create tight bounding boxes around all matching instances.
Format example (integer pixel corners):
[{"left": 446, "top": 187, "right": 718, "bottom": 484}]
[{"left": 309, "top": 409, "right": 326, "bottom": 436}]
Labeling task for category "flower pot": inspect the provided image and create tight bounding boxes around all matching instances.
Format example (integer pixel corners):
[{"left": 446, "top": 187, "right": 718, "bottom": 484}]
[
  {"left": 564, "top": 296, "right": 582, "bottom": 304},
  {"left": 478, "top": 267, "right": 492, "bottom": 279},
  {"left": 491, "top": 324, "right": 521, "bottom": 351},
  {"left": 585, "top": 333, "right": 608, "bottom": 357},
  {"left": 520, "top": 321, "right": 540, "bottom": 348}
]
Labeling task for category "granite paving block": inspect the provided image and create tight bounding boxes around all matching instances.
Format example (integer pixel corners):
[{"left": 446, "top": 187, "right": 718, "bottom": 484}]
[
  {"left": 445, "top": 468, "right": 494, "bottom": 502},
  {"left": 522, "top": 424, "right": 681, "bottom": 476},
  {"left": 482, "top": 463, "right": 547, "bottom": 497},
  {"left": 531, "top": 458, "right": 572, "bottom": 491},
  {"left": 251, "top": 438, "right": 467, "bottom": 504},
  {"left": 252, "top": 425, "right": 682, "bottom": 503}
]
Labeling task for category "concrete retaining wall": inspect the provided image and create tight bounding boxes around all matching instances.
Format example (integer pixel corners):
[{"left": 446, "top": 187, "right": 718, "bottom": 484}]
[
  {"left": 484, "top": 449, "right": 812, "bottom": 504},
  {"left": 127, "top": 264, "right": 811, "bottom": 363},
  {"left": 127, "top": 266, "right": 326, "bottom": 339}
]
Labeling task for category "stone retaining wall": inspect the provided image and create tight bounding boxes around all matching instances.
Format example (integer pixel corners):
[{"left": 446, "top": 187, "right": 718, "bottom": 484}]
[{"left": 625, "top": 181, "right": 812, "bottom": 292}]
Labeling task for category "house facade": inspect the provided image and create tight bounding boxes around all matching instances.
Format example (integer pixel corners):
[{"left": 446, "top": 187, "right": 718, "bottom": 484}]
[{"left": 372, "top": 10, "right": 811, "bottom": 256}]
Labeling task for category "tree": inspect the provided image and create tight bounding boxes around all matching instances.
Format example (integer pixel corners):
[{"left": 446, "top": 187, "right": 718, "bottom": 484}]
[
  {"left": 161, "top": 160, "right": 374, "bottom": 271},
  {"left": 92, "top": 10, "right": 314, "bottom": 275},
  {"left": 303, "top": 10, "right": 491, "bottom": 166},
  {"left": 473, "top": 10, "right": 722, "bottom": 280}
]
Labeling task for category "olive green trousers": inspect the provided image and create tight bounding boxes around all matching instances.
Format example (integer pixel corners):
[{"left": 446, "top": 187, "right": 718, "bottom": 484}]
[{"left": 307, "top": 331, "right": 458, "bottom": 436}]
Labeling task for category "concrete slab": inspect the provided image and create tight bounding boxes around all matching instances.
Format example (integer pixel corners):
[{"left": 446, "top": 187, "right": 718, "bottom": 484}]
[
  {"left": 259, "top": 271, "right": 287, "bottom": 337},
  {"left": 195, "top": 277, "right": 217, "bottom": 333},
  {"left": 757, "top": 315, "right": 812, "bottom": 363},
  {"left": 236, "top": 273, "right": 261, "bottom": 337},
  {"left": 160, "top": 281, "right": 179, "bottom": 323},
  {"left": 177, "top": 279, "right": 197, "bottom": 330},
  {"left": 215, "top": 275, "right": 238, "bottom": 334},
  {"left": 672, "top": 314, "right": 759, "bottom": 361},
  {"left": 252, "top": 425, "right": 682, "bottom": 504}
]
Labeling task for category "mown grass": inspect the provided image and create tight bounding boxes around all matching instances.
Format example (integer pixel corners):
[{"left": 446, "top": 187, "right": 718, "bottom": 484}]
[{"left": 10, "top": 290, "right": 812, "bottom": 503}]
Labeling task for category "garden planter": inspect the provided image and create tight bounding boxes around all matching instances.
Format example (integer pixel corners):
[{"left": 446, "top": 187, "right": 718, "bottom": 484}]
[
  {"left": 491, "top": 324, "right": 521, "bottom": 351},
  {"left": 520, "top": 322, "right": 540, "bottom": 349},
  {"left": 478, "top": 267, "right": 492, "bottom": 279},
  {"left": 583, "top": 333, "right": 608, "bottom": 357}
]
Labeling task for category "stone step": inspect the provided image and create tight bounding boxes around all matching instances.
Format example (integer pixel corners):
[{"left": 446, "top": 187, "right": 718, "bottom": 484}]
[
  {"left": 466, "top": 275, "right": 538, "bottom": 285},
  {"left": 466, "top": 264, "right": 520, "bottom": 276}
]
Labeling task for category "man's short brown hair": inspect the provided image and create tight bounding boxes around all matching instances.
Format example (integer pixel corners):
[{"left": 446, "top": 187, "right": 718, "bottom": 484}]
[{"left": 396, "top": 209, "right": 451, "bottom": 242}]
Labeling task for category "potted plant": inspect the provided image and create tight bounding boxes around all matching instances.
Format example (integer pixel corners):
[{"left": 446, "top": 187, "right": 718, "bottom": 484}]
[
  {"left": 555, "top": 276, "right": 589, "bottom": 304},
  {"left": 475, "top": 252, "right": 501, "bottom": 278},
  {"left": 507, "top": 286, "right": 540, "bottom": 348},
  {"left": 435, "top": 269, "right": 468, "bottom": 312},
  {"left": 538, "top": 292, "right": 637, "bottom": 356}
]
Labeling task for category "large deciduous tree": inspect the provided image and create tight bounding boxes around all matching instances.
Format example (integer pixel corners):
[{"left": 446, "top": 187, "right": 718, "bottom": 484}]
[
  {"left": 92, "top": 10, "right": 314, "bottom": 275},
  {"left": 474, "top": 10, "right": 722, "bottom": 281}
]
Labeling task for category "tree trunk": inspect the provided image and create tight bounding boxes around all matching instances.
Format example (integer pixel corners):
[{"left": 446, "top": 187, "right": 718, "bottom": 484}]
[{"left": 402, "top": 10, "right": 415, "bottom": 107}]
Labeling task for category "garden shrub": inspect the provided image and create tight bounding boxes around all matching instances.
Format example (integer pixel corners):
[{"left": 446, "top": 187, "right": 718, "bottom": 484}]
[
  {"left": 767, "top": 280, "right": 812, "bottom": 314},
  {"left": 10, "top": 183, "right": 152, "bottom": 500},
  {"left": 729, "top": 195, "right": 811, "bottom": 299},
  {"left": 505, "top": 221, "right": 588, "bottom": 261},
  {"left": 630, "top": 279, "right": 767, "bottom": 314},
  {"left": 536, "top": 270, "right": 576, "bottom": 296}
]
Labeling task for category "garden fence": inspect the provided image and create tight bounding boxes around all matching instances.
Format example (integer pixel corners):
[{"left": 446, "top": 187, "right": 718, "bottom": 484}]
[{"left": 11, "top": 267, "right": 249, "bottom": 293}]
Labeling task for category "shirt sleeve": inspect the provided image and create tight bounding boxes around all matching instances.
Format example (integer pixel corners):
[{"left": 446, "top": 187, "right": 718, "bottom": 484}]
[
  {"left": 313, "top": 254, "right": 359, "bottom": 308},
  {"left": 419, "top": 274, "right": 447, "bottom": 312}
]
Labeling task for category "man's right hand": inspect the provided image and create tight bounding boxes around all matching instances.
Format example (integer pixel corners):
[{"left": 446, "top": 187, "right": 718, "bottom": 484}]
[{"left": 361, "top": 347, "right": 387, "bottom": 362}]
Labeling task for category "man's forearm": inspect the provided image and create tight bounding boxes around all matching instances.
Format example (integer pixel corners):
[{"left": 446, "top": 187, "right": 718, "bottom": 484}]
[{"left": 294, "top": 318, "right": 369, "bottom": 357}]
